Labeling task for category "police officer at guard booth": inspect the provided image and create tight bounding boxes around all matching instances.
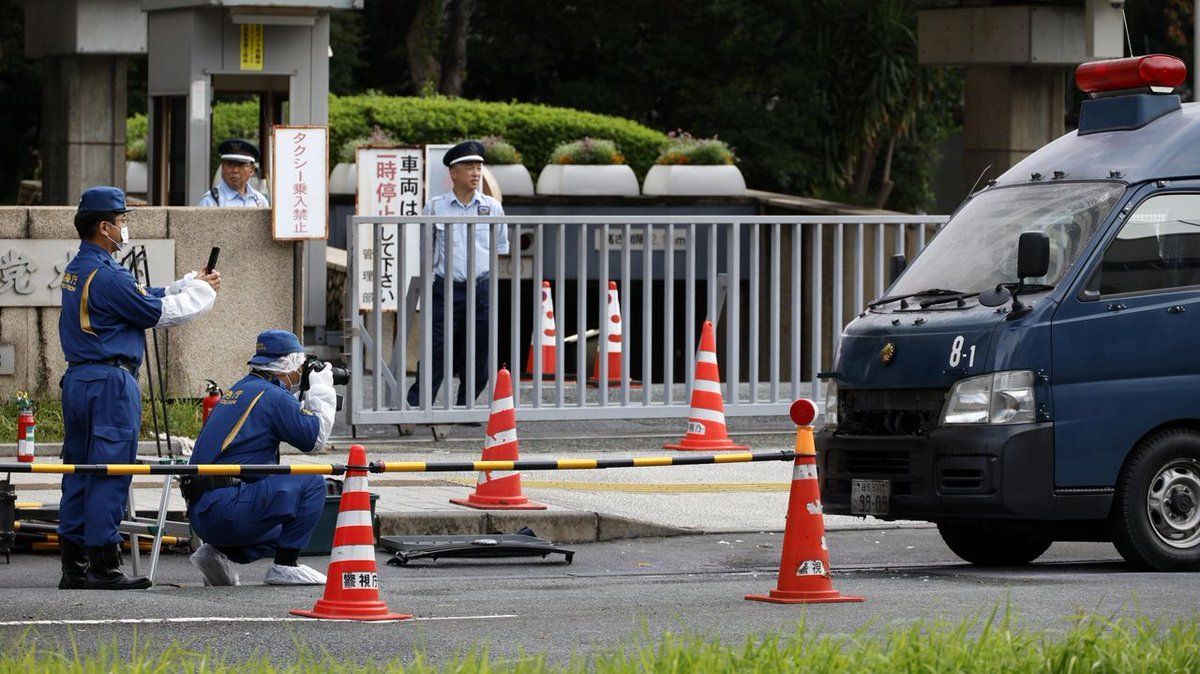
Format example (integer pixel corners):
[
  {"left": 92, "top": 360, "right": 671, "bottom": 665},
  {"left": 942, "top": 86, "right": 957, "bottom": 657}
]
[
  {"left": 58, "top": 186, "right": 221, "bottom": 590},
  {"left": 197, "top": 139, "right": 270, "bottom": 208},
  {"left": 406, "top": 140, "right": 509, "bottom": 408}
]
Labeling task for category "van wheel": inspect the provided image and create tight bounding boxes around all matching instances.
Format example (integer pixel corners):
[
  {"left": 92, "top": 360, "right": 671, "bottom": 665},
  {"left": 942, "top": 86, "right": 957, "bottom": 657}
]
[
  {"left": 937, "top": 523, "right": 1052, "bottom": 566},
  {"left": 1111, "top": 429, "right": 1200, "bottom": 571}
]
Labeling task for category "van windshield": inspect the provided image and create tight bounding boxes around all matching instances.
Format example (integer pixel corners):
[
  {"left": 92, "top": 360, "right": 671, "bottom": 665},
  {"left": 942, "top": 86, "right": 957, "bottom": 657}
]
[{"left": 889, "top": 182, "right": 1126, "bottom": 299}]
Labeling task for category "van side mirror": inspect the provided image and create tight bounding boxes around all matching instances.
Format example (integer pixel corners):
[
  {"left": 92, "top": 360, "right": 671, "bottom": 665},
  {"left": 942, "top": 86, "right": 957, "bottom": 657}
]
[
  {"left": 888, "top": 254, "right": 907, "bottom": 285},
  {"left": 1017, "top": 232, "right": 1050, "bottom": 280}
]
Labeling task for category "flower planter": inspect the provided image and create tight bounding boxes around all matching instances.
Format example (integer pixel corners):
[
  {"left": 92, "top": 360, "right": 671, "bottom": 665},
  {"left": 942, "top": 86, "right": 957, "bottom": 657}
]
[
  {"left": 125, "top": 161, "right": 148, "bottom": 197},
  {"left": 329, "top": 162, "right": 357, "bottom": 196},
  {"left": 486, "top": 163, "right": 534, "bottom": 196},
  {"left": 641, "top": 165, "right": 746, "bottom": 196},
  {"left": 536, "top": 164, "right": 639, "bottom": 196}
]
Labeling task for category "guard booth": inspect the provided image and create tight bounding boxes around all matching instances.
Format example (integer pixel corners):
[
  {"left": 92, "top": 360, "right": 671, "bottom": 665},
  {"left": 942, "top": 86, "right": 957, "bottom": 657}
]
[{"left": 143, "top": 0, "right": 360, "bottom": 342}]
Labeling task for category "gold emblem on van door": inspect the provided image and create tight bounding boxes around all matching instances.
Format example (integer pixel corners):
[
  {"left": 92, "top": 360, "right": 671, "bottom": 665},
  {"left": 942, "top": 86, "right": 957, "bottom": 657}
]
[{"left": 881, "top": 342, "right": 896, "bottom": 365}]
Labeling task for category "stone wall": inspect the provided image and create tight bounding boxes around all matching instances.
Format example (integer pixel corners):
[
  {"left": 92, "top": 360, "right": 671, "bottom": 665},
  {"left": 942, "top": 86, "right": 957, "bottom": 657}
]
[{"left": 0, "top": 207, "right": 296, "bottom": 399}]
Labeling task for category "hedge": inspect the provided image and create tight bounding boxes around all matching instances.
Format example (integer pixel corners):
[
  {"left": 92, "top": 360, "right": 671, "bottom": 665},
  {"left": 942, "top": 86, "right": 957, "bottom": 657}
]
[{"left": 126, "top": 95, "right": 669, "bottom": 178}]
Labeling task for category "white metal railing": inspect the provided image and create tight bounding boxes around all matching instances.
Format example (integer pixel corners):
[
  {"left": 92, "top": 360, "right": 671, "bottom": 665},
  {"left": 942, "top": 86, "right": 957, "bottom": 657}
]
[{"left": 345, "top": 215, "right": 948, "bottom": 425}]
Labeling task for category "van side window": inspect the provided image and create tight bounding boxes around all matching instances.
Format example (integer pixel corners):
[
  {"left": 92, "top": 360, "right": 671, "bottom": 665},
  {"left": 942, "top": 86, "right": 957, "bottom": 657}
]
[{"left": 1096, "top": 194, "right": 1200, "bottom": 296}]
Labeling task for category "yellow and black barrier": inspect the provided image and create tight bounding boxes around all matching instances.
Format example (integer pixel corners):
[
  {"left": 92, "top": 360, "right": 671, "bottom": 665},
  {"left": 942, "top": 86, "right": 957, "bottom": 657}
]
[
  {"left": 371, "top": 450, "right": 797, "bottom": 473},
  {"left": 0, "top": 451, "right": 795, "bottom": 476}
]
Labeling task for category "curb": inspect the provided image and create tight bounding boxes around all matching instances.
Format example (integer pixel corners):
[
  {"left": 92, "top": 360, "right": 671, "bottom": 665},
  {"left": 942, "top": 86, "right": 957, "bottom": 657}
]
[{"left": 377, "top": 510, "right": 688, "bottom": 545}]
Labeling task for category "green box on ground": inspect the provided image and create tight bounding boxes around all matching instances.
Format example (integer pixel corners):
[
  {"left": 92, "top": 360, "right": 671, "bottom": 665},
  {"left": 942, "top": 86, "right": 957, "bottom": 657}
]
[{"left": 301, "top": 493, "right": 379, "bottom": 557}]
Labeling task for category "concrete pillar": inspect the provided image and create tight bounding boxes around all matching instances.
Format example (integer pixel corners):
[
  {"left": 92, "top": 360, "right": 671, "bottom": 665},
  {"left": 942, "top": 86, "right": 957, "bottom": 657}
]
[
  {"left": 962, "top": 65, "right": 1066, "bottom": 190},
  {"left": 37, "top": 57, "right": 130, "bottom": 206}
]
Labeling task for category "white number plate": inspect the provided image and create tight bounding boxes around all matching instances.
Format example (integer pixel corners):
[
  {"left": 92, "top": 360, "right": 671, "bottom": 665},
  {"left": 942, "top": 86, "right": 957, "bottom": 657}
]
[{"left": 851, "top": 479, "right": 890, "bottom": 516}]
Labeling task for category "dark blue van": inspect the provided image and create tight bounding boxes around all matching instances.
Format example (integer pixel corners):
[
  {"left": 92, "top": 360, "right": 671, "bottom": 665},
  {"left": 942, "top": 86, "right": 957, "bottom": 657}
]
[{"left": 817, "top": 55, "right": 1200, "bottom": 571}]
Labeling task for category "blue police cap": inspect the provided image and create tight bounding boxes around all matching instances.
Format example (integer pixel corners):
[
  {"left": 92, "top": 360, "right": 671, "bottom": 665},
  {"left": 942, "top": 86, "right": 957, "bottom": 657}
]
[
  {"left": 78, "top": 186, "right": 129, "bottom": 214},
  {"left": 219, "top": 138, "right": 261, "bottom": 165},
  {"left": 248, "top": 329, "right": 305, "bottom": 365},
  {"left": 443, "top": 140, "right": 486, "bottom": 167}
]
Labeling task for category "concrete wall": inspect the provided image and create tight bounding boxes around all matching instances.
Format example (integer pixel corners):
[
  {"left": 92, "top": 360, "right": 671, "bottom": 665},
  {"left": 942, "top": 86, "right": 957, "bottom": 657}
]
[{"left": 0, "top": 207, "right": 296, "bottom": 399}]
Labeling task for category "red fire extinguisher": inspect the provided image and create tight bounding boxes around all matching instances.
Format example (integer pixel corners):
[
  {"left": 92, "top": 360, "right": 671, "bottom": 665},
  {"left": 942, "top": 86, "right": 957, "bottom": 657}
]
[
  {"left": 201, "top": 380, "right": 222, "bottom": 426},
  {"left": 16, "top": 392, "right": 35, "bottom": 463}
]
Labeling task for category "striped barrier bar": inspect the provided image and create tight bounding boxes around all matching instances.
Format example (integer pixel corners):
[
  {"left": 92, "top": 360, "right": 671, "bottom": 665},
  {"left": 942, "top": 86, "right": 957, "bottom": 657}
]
[
  {"left": 372, "top": 450, "right": 797, "bottom": 473},
  {"left": 0, "top": 463, "right": 344, "bottom": 476}
]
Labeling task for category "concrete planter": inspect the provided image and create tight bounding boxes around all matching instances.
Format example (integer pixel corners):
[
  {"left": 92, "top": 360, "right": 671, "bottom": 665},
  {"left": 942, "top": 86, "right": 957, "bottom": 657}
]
[
  {"left": 642, "top": 164, "right": 746, "bottom": 196},
  {"left": 487, "top": 163, "right": 534, "bottom": 196},
  {"left": 329, "top": 161, "right": 357, "bottom": 195},
  {"left": 536, "top": 164, "right": 639, "bottom": 196},
  {"left": 125, "top": 161, "right": 148, "bottom": 197}
]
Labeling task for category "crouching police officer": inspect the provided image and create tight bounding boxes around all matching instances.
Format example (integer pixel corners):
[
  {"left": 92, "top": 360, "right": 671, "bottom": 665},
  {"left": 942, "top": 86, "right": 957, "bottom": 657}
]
[
  {"left": 59, "top": 186, "right": 220, "bottom": 590},
  {"left": 182, "top": 330, "right": 336, "bottom": 586}
]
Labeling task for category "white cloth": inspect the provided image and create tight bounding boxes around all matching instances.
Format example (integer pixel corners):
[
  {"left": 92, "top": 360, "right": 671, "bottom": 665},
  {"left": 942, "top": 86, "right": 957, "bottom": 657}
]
[
  {"left": 255, "top": 351, "right": 308, "bottom": 376},
  {"left": 156, "top": 272, "right": 216, "bottom": 328},
  {"left": 301, "top": 366, "right": 336, "bottom": 452},
  {"left": 190, "top": 543, "right": 240, "bottom": 587},
  {"left": 264, "top": 563, "right": 327, "bottom": 586}
]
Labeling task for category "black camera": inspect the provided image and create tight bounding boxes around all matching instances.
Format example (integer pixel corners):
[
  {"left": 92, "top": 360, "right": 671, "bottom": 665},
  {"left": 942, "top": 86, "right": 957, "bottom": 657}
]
[{"left": 302, "top": 354, "right": 350, "bottom": 387}]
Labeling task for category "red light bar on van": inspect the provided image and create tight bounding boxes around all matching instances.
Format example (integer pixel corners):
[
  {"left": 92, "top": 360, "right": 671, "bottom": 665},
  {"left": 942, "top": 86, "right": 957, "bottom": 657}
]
[{"left": 1075, "top": 55, "right": 1187, "bottom": 96}]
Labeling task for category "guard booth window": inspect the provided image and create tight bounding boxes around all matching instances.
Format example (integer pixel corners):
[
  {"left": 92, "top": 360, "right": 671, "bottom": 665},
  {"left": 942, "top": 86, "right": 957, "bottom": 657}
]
[{"left": 1095, "top": 194, "right": 1200, "bottom": 296}]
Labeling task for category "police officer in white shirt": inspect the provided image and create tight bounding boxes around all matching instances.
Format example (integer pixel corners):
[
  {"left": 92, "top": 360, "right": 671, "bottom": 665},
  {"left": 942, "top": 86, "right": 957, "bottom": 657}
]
[
  {"left": 407, "top": 140, "right": 509, "bottom": 407},
  {"left": 198, "top": 139, "right": 270, "bottom": 208}
]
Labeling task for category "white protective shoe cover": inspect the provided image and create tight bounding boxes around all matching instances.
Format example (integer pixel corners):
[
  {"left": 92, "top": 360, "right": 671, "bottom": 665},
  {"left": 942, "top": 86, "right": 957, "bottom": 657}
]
[
  {"left": 190, "top": 543, "right": 241, "bottom": 587},
  {"left": 264, "top": 563, "right": 327, "bottom": 586}
]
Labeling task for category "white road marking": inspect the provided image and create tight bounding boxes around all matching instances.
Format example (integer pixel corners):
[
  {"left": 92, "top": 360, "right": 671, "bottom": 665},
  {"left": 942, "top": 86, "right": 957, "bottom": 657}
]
[{"left": 0, "top": 614, "right": 518, "bottom": 627}]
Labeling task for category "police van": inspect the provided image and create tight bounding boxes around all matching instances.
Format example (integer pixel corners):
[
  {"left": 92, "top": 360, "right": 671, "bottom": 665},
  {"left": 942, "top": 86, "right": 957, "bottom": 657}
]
[{"left": 817, "top": 55, "right": 1200, "bottom": 571}]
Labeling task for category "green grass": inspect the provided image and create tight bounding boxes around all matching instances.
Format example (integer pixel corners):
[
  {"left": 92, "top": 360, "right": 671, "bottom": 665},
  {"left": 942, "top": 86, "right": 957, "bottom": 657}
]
[
  {"left": 1, "top": 610, "right": 1198, "bottom": 673},
  {"left": 0, "top": 399, "right": 204, "bottom": 443}
]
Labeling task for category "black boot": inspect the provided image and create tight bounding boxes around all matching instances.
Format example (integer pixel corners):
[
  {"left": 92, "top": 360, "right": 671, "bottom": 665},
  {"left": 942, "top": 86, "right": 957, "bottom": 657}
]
[
  {"left": 57, "top": 539, "right": 89, "bottom": 590},
  {"left": 84, "top": 543, "right": 151, "bottom": 590}
]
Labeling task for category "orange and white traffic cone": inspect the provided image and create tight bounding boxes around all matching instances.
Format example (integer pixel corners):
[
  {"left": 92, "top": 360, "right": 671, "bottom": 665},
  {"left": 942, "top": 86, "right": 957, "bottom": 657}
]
[
  {"left": 450, "top": 367, "right": 547, "bottom": 510},
  {"left": 291, "top": 445, "right": 412, "bottom": 621},
  {"left": 664, "top": 320, "right": 747, "bottom": 452},
  {"left": 524, "top": 281, "right": 558, "bottom": 381},
  {"left": 746, "top": 399, "right": 864, "bottom": 605},
  {"left": 589, "top": 281, "right": 624, "bottom": 386}
]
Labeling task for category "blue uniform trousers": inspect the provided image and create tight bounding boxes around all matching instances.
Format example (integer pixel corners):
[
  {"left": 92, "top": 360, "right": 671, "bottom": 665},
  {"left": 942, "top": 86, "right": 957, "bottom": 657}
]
[
  {"left": 57, "top": 365, "right": 142, "bottom": 547},
  {"left": 188, "top": 474, "right": 325, "bottom": 564},
  {"left": 407, "top": 275, "right": 490, "bottom": 407}
]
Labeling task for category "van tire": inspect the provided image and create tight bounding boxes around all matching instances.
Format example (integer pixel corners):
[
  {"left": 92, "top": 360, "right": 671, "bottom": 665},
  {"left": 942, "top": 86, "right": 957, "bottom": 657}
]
[
  {"left": 1111, "top": 429, "right": 1200, "bottom": 571},
  {"left": 936, "top": 523, "right": 1052, "bottom": 566}
]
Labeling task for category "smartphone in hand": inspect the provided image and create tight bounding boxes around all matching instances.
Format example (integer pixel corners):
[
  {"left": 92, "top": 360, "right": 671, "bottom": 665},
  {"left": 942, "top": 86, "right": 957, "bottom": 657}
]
[{"left": 205, "top": 247, "right": 221, "bottom": 274}]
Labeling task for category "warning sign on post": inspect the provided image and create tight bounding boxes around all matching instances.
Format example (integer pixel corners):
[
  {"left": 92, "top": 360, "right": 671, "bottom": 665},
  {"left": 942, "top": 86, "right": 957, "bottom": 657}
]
[
  {"left": 271, "top": 126, "right": 329, "bottom": 241},
  {"left": 239, "top": 24, "right": 264, "bottom": 71}
]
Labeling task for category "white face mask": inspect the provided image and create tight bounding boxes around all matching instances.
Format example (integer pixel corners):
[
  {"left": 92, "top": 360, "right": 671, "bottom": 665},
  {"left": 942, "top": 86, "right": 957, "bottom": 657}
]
[{"left": 104, "top": 222, "right": 129, "bottom": 252}]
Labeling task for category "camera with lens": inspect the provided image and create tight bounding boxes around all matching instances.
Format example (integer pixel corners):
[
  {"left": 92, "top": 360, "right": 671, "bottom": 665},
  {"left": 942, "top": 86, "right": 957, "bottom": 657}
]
[{"left": 301, "top": 355, "right": 350, "bottom": 410}]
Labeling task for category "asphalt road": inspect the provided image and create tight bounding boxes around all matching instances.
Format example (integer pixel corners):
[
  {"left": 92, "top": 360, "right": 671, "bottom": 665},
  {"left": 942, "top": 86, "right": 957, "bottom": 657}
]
[{"left": 1, "top": 528, "right": 1195, "bottom": 667}]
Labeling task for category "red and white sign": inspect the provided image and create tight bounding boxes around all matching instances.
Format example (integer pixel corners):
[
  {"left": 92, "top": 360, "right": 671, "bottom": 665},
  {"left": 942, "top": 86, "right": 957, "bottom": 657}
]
[
  {"left": 271, "top": 126, "right": 329, "bottom": 240},
  {"left": 355, "top": 146, "right": 423, "bottom": 312}
]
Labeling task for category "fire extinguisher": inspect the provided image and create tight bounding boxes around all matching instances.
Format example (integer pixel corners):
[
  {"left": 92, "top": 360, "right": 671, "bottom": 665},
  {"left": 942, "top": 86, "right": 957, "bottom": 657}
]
[
  {"left": 201, "top": 380, "right": 222, "bottom": 426},
  {"left": 16, "top": 392, "right": 35, "bottom": 464}
]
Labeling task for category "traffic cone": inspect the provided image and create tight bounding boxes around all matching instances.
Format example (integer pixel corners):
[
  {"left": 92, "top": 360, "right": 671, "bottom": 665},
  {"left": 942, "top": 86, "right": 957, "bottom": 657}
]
[
  {"left": 450, "top": 367, "right": 547, "bottom": 510},
  {"left": 746, "top": 399, "right": 864, "bottom": 605},
  {"left": 524, "top": 281, "right": 559, "bottom": 381},
  {"left": 291, "top": 445, "right": 411, "bottom": 621},
  {"left": 664, "top": 320, "right": 747, "bottom": 452},
  {"left": 589, "top": 281, "right": 624, "bottom": 386}
]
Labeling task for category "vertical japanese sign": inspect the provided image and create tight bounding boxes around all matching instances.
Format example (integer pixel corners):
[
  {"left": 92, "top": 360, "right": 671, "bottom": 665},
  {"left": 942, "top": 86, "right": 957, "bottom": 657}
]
[
  {"left": 355, "top": 147, "right": 423, "bottom": 312},
  {"left": 271, "top": 126, "right": 329, "bottom": 241},
  {"left": 239, "top": 24, "right": 264, "bottom": 71}
]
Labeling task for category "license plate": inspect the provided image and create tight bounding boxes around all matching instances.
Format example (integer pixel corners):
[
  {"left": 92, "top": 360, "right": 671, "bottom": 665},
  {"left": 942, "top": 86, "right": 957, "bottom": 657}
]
[{"left": 850, "top": 479, "right": 890, "bottom": 516}]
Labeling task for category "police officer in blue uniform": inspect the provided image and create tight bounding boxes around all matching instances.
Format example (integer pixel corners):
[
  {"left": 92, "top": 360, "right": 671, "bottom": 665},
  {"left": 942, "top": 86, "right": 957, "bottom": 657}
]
[
  {"left": 197, "top": 139, "right": 269, "bottom": 208},
  {"left": 183, "top": 330, "right": 336, "bottom": 586},
  {"left": 406, "top": 140, "right": 509, "bottom": 408},
  {"left": 59, "top": 186, "right": 220, "bottom": 590}
]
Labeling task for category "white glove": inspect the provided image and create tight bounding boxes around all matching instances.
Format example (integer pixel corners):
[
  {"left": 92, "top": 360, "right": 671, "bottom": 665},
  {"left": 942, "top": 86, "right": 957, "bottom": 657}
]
[
  {"left": 301, "top": 365, "right": 336, "bottom": 452},
  {"left": 156, "top": 275, "right": 216, "bottom": 328}
]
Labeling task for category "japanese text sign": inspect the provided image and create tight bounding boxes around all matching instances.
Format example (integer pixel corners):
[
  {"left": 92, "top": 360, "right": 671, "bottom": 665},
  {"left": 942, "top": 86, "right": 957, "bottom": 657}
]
[{"left": 271, "top": 126, "right": 329, "bottom": 241}]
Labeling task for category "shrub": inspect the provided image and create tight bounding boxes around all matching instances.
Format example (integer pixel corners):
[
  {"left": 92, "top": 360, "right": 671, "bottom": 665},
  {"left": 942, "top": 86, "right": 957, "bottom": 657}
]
[
  {"left": 655, "top": 131, "right": 736, "bottom": 166},
  {"left": 479, "top": 135, "right": 521, "bottom": 165},
  {"left": 126, "top": 114, "right": 148, "bottom": 161},
  {"left": 337, "top": 125, "right": 398, "bottom": 163},
  {"left": 549, "top": 137, "right": 625, "bottom": 165}
]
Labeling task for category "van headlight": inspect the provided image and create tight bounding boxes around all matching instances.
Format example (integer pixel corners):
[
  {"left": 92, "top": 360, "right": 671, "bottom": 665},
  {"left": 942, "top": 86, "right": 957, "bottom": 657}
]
[
  {"left": 824, "top": 380, "right": 838, "bottom": 427},
  {"left": 941, "top": 370, "right": 1036, "bottom": 425}
]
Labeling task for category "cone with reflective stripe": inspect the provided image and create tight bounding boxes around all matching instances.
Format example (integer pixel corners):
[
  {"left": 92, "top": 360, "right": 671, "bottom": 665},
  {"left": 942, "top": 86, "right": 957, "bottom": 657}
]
[
  {"left": 664, "top": 320, "right": 748, "bottom": 451},
  {"left": 589, "top": 281, "right": 625, "bottom": 386},
  {"left": 746, "top": 400, "right": 863, "bottom": 605},
  {"left": 451, "top": 367, "right": 547, "bottom": 510},
  {"left": 524, "top": 281, "right": 559, "bottom": 381},
  {"left": 291, "top": 445, "right": 411, "bottom": 621}
]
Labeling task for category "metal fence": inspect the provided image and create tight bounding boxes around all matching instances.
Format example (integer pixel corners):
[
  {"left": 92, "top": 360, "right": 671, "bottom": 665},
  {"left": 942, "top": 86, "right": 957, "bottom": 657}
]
[{"left": 345, "top": 215, "right": 949, "bottom": 425}]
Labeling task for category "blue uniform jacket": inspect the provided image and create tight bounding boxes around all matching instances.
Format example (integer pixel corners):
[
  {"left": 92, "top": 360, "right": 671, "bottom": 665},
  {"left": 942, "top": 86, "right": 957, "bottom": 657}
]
[
  {"left": 190, "top": 373, "right": 321, "bottom": 473},
  {"left": 59, "top": 241, "right": 165, "bottom": 367}
]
